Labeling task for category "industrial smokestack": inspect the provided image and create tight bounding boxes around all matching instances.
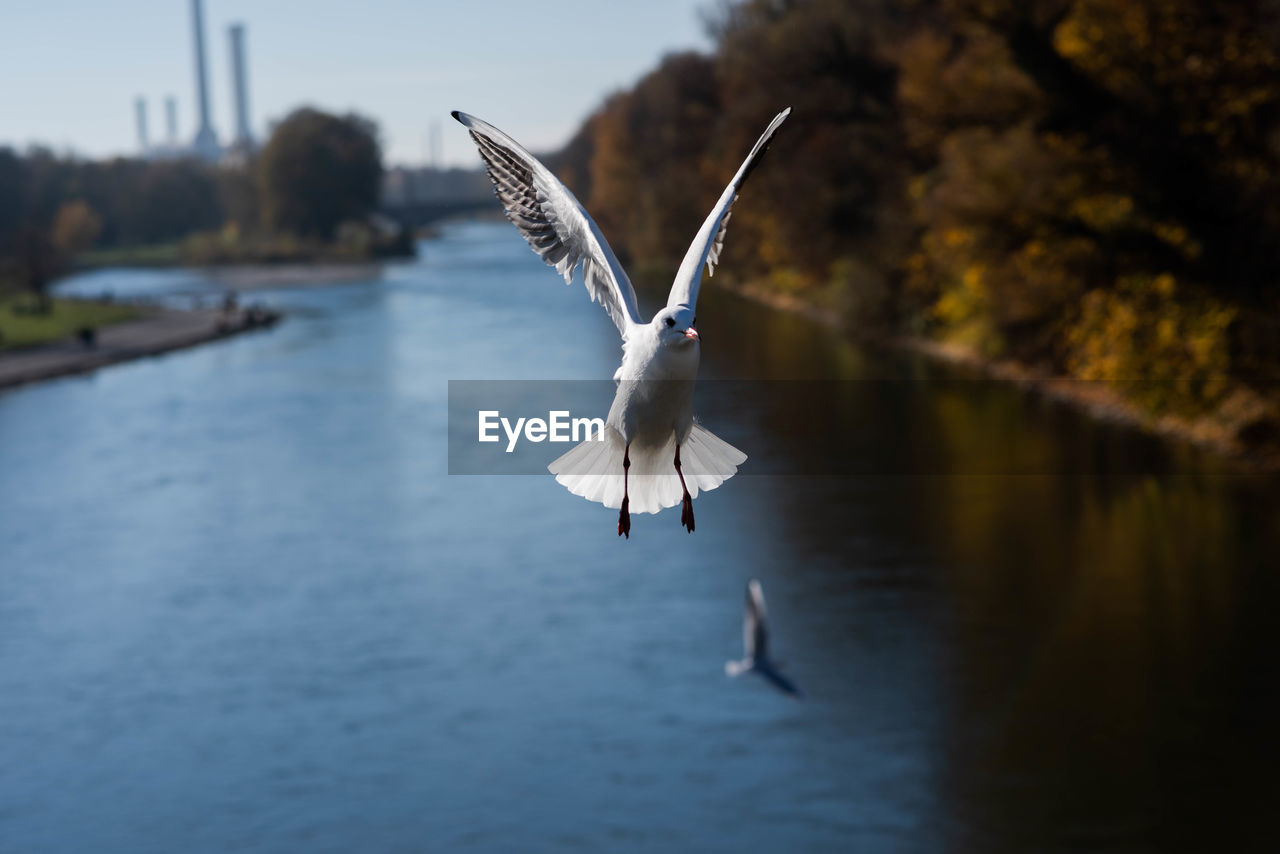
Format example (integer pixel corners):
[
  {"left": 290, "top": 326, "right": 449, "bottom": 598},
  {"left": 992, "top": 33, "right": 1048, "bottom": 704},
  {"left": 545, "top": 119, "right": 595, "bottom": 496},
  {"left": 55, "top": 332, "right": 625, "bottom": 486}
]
[
  {"left": 135, "top": 97, "right": 149, "bottom": 153},
  {"left": 228, "top": 23, "right": 252, "bottom": 148},
  {"left": 166, "top": 96, "right": 178, "bottom": 146},
  {"left": 190, "top": 0, "right": 219, "bottom": 160}
]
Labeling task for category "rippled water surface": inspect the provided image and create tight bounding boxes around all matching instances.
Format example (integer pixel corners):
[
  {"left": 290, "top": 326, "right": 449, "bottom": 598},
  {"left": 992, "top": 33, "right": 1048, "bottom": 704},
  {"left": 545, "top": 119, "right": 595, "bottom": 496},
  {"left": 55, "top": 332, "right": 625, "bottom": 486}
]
[{"left": 2, "top": 222, "right": 1277, "bottom": 852}]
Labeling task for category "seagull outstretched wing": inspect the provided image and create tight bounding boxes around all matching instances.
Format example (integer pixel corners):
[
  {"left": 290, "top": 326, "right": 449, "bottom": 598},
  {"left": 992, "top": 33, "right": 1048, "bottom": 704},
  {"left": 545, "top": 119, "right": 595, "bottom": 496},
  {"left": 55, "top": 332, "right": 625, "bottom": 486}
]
[
  {"left": 667, "top": 108, "right": 791, "bottom": 313},
  {"left": 744, "top": 578, "right": 769, "bottom": 661},
  {"left": 732, "top": 580, "right": 802, "bottom": 697},
  {"left": 453, "top": 111, "right": 644, "bottom": 337},
  {"left": 757, "top": 663, "right": 802, "bottom": 697}
]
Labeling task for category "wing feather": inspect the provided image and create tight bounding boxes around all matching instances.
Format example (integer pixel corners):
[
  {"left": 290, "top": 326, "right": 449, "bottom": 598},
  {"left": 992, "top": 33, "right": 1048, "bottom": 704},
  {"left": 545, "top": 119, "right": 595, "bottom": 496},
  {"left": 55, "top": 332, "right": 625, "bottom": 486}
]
[
  {"left": 668, "top": 108, "right": 791, "bottom": 311},
  {"left": 745, "top": 579, "right": 769, "bottom": 660},
  {"left": 453, "top": 111, "right": 642, "bottom": 335}
]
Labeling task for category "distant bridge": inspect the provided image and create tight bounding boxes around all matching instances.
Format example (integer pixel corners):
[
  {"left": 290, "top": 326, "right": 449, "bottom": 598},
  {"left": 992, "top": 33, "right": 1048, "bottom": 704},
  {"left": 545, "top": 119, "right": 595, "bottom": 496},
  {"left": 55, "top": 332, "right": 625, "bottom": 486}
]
[{"left": 381, "top": 198, "right": 494, "bottom": 227}]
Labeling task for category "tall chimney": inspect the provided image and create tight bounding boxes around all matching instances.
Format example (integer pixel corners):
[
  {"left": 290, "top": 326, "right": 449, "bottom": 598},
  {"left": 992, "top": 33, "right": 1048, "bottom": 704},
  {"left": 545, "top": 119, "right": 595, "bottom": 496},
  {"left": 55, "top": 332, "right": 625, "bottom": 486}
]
[
  {"left": 228, "top": 23, "right": 252, "bottom": 148},
  {"left": 135, "top": 97, "right": 149, "bottom": 154},
  {"left": 190, "top": 0, "right": 219, "bottom": 160},
  {"left": 166, "top": 96, "right": 178, "bottom": 146}
]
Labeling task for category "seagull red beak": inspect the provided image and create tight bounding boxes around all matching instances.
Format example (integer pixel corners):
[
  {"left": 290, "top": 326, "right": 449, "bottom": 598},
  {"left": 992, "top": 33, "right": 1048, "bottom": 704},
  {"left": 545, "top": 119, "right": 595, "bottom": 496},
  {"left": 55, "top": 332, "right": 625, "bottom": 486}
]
[{"left": 684, "top": 327, "right": 700, "bottom": 341}]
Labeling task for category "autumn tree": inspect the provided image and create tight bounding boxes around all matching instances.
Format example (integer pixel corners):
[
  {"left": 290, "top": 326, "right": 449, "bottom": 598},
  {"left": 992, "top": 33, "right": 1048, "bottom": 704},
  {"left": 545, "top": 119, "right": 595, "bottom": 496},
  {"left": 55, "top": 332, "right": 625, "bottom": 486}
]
[
  {"left": 558, "top": 0, "right": 1280, "bottom": 430},
  {"left": 585, "top": 53, "right": 722, "bottom": 284},
  {"left": 257, "top": 108, "right": 383, "bottom": 239},
  {"left": 51, "top": 200, "right": 103, "bottom": 255}
]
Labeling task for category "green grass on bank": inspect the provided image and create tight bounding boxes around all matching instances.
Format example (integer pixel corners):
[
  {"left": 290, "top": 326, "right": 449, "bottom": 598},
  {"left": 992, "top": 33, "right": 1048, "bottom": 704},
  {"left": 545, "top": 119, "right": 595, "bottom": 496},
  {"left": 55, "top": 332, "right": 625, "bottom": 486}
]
[{"left": 0, "top": 295, "right": 140, "bottom": 351}]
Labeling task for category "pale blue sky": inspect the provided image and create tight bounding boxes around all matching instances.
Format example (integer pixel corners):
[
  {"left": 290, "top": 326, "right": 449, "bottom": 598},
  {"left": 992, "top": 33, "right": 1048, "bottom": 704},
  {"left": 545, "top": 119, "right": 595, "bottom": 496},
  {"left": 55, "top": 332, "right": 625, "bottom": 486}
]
[{"left": 1, "top": 0, "right": 712, "bottom": 166}]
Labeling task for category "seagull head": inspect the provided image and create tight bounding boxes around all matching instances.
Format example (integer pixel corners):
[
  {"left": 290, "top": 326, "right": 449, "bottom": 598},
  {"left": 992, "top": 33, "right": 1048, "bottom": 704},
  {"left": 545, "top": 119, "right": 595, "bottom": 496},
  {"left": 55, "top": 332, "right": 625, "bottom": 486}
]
[{"left": 656, "top": 305, "right": 699, "bottom": 348}]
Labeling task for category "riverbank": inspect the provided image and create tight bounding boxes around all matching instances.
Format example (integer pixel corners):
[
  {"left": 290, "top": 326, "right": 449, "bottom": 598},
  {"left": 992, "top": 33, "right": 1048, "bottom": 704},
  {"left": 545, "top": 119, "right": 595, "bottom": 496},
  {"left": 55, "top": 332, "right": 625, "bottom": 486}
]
[
  {"left": 203, "top": 263, "right": 387, "bottom": 291},
  {"left": 0, "top": 296, "right": 140, "bottom": 351},
  {"left": 0, "top": 304, "right": 280, "bottom": 390},
  {"left": 717, "top": 278, "right": 1280, "bottom": 473},
  {"left": 74, "top": 226, "right": 415, "bottom": 273}
]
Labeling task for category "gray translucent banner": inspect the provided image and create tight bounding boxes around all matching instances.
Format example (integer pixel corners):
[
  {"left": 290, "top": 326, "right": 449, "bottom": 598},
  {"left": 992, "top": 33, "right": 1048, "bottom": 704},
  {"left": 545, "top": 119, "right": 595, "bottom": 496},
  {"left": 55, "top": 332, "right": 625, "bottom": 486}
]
[{"left": 447, "top": 380, "right": 1236, "bottom": 476}]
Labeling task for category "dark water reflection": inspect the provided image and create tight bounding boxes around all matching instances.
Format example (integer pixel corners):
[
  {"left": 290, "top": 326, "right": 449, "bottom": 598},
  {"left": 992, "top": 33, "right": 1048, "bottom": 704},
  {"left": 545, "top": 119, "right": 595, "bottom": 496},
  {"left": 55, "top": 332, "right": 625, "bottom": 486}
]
[
  {"left": 2, "top": 222, "right": 1276, "bottom": 852},
  {"left": 695, "top": 280, "right": 1280, "bottom": 851}
]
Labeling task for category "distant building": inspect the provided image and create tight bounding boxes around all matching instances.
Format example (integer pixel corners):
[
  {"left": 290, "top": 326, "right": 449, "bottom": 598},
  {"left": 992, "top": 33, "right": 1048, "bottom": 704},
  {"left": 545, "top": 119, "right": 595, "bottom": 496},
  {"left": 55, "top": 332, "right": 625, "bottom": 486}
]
[
  {"left": 141, "top": 96, "right": 188, "bottom": 161},
  {"left": 126, "top": 4, "right": 258, "bottom": 165},
  {"left": 228, "top": 23, "right": 253, "bottom": 153},
  {"left": 135, "top": 97, "right": 150, "bottom": 153},
  {"left": 190, "top": 0, "right": 220, "bottom": 162},
  {"left": 382, "top": 166, "right": 491, "bottom": 207},
  {"left": 166, "top": 96, "right": 179, "bottom": 146},
  {"left": 381, "top": 166, "right": 493, "bottom": 225}
]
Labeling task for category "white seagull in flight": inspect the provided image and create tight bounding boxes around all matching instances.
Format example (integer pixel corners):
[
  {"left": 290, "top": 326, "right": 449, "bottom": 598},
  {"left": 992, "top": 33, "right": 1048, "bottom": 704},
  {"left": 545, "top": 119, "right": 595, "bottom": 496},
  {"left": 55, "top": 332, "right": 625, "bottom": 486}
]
[
  {"left": 453, "top": 107, "right": 791, "bottom": 537},
  {"left": 725, "top": 579, "right": 802, "bottom": 697}
]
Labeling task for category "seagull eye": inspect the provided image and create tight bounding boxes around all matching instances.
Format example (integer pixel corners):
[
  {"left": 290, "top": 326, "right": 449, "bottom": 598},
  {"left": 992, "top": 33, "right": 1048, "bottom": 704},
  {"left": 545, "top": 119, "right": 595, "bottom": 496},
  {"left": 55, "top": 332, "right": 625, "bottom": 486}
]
[{"left": 665, "top": 318, "right": 676, "bottom": 328}]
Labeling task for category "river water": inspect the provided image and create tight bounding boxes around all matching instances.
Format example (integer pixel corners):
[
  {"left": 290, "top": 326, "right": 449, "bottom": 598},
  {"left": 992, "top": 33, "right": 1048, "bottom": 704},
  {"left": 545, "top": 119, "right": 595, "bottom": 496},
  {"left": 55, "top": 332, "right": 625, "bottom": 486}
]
[{"left": 2, "top": 222, "right": 1276, "bottom": 852}]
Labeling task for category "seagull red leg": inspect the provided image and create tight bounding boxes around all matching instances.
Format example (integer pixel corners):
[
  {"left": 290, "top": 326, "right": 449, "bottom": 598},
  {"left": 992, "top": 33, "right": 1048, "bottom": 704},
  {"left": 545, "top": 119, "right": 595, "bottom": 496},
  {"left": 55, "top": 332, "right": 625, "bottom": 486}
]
[
  {"left": 674, "top": 444, "right": 694, "bottom": 533},
  {"left": 618, "top": 443, "right": 631, "bottom": 539}
]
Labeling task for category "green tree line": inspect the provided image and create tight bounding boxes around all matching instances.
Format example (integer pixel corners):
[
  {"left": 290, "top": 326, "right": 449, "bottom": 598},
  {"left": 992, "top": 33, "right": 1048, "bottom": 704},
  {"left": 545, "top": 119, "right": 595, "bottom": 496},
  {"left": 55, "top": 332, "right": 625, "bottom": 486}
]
[
  {"left": 554, "top": 0, "right": 1280, "bottom": 446},
  {"left": 1, "top": 107, "right": 397, "bottom": 301}
]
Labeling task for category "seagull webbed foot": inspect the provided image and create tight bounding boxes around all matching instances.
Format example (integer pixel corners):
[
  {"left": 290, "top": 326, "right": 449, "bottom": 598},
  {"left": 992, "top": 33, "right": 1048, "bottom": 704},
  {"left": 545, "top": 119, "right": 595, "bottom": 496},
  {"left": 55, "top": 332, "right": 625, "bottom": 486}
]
[
  {"left": 680, "top": 491, "right": 695, "bottom": 533},
  {"left": 618, "top": 497, "right": 630, "bottom": 539}
]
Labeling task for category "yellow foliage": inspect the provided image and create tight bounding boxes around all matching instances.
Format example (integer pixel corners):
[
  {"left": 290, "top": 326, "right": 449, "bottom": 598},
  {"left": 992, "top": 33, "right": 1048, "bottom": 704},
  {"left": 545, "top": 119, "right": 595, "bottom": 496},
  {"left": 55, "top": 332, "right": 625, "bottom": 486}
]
[
  {"left": 767, "top": 266, "right": 815, "bottom": 295},
  {"left": 1070, "top": 194, "right": 1135, "bottom": 232},
  {"left": 1152, "top": 222, "right": 1200, "bottom": 259},
  {"left": 1066, "top": 274, "right": 1236, "bottom": 415},
  {"left": 51, "top": 200, "right": 103, "bottom": 255},
  {"left": 942, "top": 227, "right": 973, "bottom": 250},
  {"left": 908, "top": 175, "right": 929, "bottom": 201},
  {"left": 755, "top": 212, "right": 793, "bottom": 271},
  {"left": 1053, "top": 16, "right": 1091, "bottom": 64},
  {"left": 931, "top": 260, "right": 1006, "bottom": 355}
]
